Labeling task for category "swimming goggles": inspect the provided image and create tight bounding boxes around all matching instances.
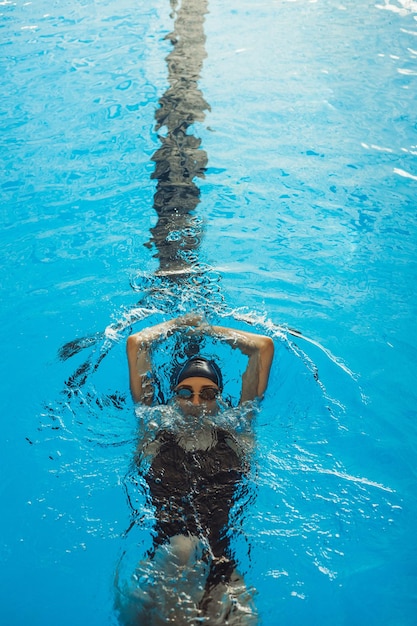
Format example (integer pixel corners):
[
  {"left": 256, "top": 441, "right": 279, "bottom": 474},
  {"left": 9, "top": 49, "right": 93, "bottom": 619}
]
[{"left": 174, "top": 387, "right": 219, "bottom": 401}]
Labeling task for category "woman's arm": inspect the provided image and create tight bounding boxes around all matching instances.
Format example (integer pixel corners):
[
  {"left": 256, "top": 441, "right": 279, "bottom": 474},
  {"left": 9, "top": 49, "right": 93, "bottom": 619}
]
[
  {"left": 127, "top": 315, "right": 274, "bottom": 404},
  {"left": 209, "top": 325, "right": 274, "bottom": 402}
]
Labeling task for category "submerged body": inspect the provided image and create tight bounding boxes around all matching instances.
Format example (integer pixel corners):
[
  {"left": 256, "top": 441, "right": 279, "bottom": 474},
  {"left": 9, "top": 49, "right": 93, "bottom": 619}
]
[
  {"left": 117, "top": 314, "right": 274, "bottom": 624},
  {"left": 148, "top": 427, "right": 246, "bottom": 555}
]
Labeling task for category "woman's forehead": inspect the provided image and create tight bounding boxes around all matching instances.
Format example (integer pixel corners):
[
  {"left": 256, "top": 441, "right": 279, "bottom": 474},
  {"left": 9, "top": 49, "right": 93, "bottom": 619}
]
[{"left": 176, "top": 376, "right": 219, "bottom": 388}]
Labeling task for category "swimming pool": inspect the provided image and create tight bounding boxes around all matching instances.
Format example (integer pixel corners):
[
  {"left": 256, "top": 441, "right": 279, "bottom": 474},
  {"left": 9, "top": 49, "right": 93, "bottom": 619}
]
[{"left": 1, "top": 0, "right": 417, "bottom": 623}]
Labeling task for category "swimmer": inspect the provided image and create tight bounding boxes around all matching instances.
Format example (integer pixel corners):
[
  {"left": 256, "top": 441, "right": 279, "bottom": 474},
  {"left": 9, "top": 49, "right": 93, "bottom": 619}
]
[{"left": 118, "top": 314, "right": 274, "bottom": 625}]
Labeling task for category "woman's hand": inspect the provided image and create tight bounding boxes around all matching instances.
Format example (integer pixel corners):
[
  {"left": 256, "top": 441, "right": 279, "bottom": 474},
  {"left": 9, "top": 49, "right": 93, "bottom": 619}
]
[{"left": 174, "top": 313, "right": 205, "bottom": 329}]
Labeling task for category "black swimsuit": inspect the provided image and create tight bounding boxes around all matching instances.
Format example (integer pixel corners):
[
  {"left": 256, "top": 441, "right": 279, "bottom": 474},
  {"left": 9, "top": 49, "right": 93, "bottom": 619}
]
[{"left": 146, "top": 427, "right": 247, "bottom": 559}]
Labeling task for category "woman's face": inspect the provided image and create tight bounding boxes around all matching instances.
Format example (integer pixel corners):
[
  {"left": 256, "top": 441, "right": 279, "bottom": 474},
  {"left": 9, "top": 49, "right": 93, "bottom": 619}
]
[{"left": 173, "top": 376, "right": 220, "bottom": 415}]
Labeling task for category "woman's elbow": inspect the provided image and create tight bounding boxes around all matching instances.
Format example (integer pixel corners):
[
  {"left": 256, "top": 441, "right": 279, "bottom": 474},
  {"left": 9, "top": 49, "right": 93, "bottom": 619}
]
[{"left": 261, "top": 336, "right": 274, "bottom": 360}]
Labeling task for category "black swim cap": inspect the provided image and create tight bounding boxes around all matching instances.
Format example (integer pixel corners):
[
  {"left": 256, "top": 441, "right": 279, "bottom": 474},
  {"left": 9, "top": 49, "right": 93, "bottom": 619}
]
[{"left": 174, "top": 356, "right": 223, "bottom": 389}]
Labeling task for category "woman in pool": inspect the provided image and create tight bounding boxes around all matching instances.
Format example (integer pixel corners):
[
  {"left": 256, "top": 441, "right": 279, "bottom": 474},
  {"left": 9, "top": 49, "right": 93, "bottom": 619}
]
[{"left": 121, "top": 314, "right": 274, "bottom": 625}]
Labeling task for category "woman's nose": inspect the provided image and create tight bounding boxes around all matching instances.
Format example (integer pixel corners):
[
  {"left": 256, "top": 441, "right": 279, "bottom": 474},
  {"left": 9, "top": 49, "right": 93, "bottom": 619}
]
[{"left": 192, "top": 392, "right": 201, "bottom": 405}]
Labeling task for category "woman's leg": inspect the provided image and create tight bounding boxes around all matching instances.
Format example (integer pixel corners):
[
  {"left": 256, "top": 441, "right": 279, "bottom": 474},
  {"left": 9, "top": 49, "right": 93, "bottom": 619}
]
[
  {"left": 199, "top": 561, "right": 259, "bottom": 626},
  {"left": 115, "top": 534, "right": 210, "bottom": 626}
]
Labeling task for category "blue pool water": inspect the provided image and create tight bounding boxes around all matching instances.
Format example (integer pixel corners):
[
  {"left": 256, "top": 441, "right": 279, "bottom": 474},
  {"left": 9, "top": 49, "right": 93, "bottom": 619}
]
[{"left": 1, "top": 0, "right": 417, "bottom": 624}]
